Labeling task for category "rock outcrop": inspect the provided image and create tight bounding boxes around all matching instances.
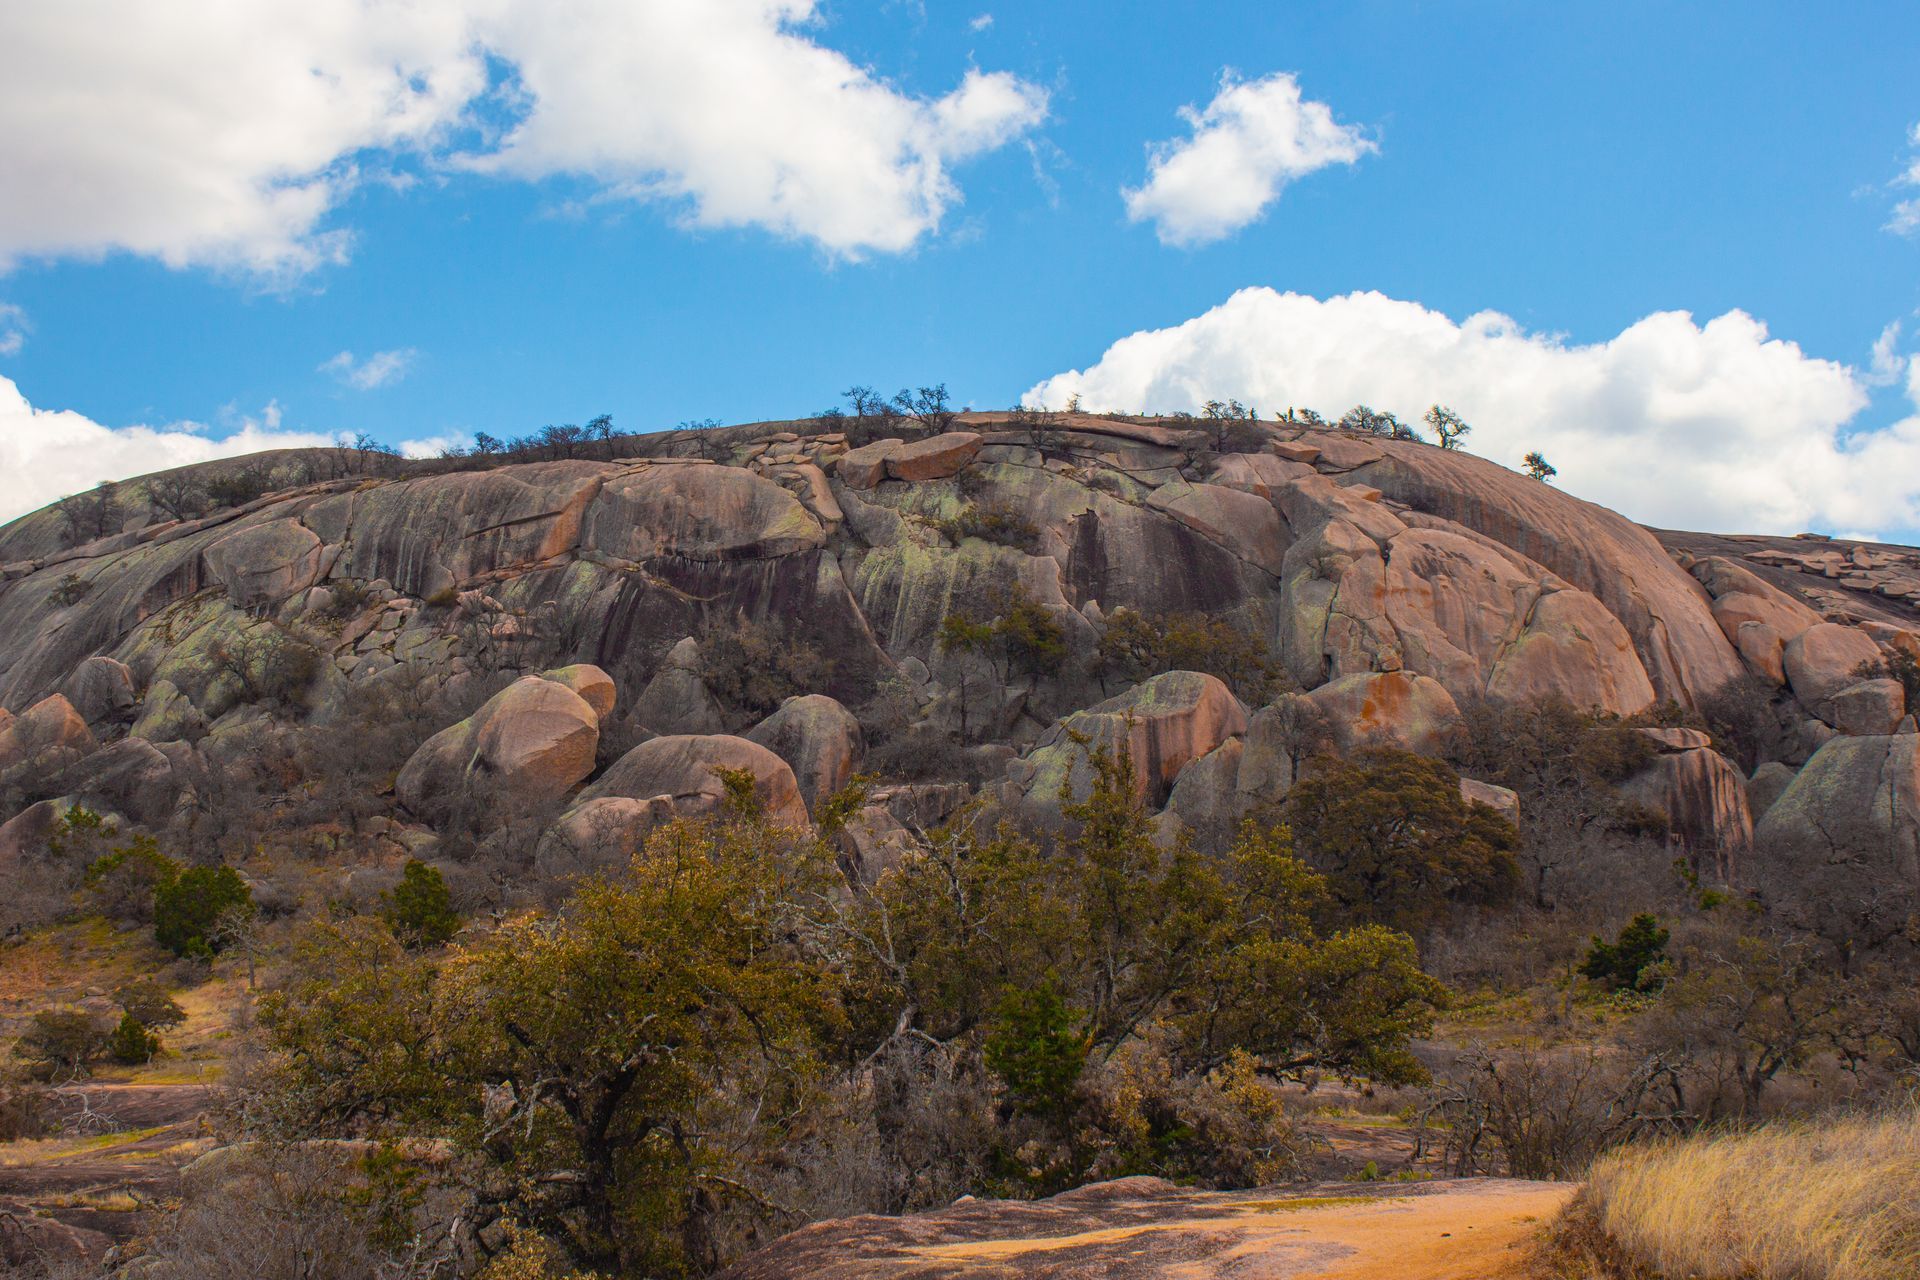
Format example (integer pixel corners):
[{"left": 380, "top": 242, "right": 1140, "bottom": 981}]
[
  {"left": 396, "top": 675, "right": 602, "bottom": 822},
  {"left": 1755, "top": 734, "right": 1920, "bottom": 882},
  {"left": 745, "top": 694, "right": 863, "bottom": 807},
  {"left": 573, "top": 733, "right": 809, "bottom": 830}
]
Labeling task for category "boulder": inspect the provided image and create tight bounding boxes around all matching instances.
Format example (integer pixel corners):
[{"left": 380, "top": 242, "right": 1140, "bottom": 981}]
[
  {"left": 1734, "top": 620, "right": 1788, "bottom": 685},
  {"left": 0, "top": 1196, "right": 111, "bottom": 1271},
  {"left": 1157, "top": 738, "right": 1246, "bottom": 848},
  {"left": 884, "top": 432, "right": 984, "bottom": 482},
  {"left": 1636, "top": 726, "right": 1714, "bottom": 752},
  {"left": 1460, "top": 777, "right": 1521, "bottom": 828},
  {"left": 582, "top": 464, "right": 825, "bottom": 561},
  {"left": 1755, "top": 734, "right": 1920, "bottom": 885},
  {"left": 1206, "top": 452, "right": 1313, "bottom": 498},
  {"left": 631, "top": 637, "right": 726, "bottom": 736},
  {"left": 44, "top": 738, "right": 178, "bottom": 827},
  {"left": 835, "top": 438, "right": 905, "bottom": 489},
  {"left": 202, "top": 517, "right": 325, "bottom": 607},
  {"left": 1017, "top": 672, "right": 1248, "bottom": 818},
  {"left": 1747, "top": 760, "right": 1796, "bottom": 820},
  {"left": 1825, "top": 678, "right": 1905, "bottom": 736},
  {"left": 59, "top": 655, "right": 137, "bottom": 728},
  {"left": 1783, "top": 623, "right": 1882, "bottom": 711},
  {"left": 540, "top": 663, "right": 617, "bottom": 722},
  {"left": 1621, "top": 746, "right": 1754, "bottom": 869},
  {"left": 576, "top": 734, "right": 809, "bottom": 829},
  {"left": 0, "top": 798, "right": 65, "bottom": 871},
  {"left": 745, "top": 694, "right": 863, "bottom": 807},
  {"left": 396, "top": 676, "right": 600, "bottom": 823},
  {"left": 1304, "top": 671, "right": 1460, "bottom": 757},
  {"left": 0, "top": 694, "right": 98, "bottom": 774},
  {"left": 536, "top": 794, "right": 679, "bottom": 880}
]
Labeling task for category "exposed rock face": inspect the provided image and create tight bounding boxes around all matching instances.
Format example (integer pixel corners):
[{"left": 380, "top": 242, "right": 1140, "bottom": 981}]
[
  {"left": 1747, "top": 760, "right": 1797, "bottom": 820},
  {"left": 1012, "top": 672, "right": 1247, "bottom": 817},
  {"left": 0, "top": 694, "right": 97, "bottom": 773},
  {"left": 396, "top": 676, "right": 601, "bottom": 822},
  {"left": 541, "top": 663, "right": 617, "bottom": 721},
  {"left": 885, "top": 431, "right": 983, "bottom": 482},
  {"left": 1460, "top": 777, "right": 1521, "bottom": 827},
  {"left": 1304, "top": 671, "right": 1460, "bottom": 756},
  {"left": 632, "top": 637, "right": 725, "bottom": 736},
  {"left": 1784, "top": 623, "right": 1883, "bottom": 711},
  {"left": 0, "top": 415, "right": 1910, "bottom": 871},
  {"left": 574, "top": 733, "right": 809, "bottom": 830},
  {"left": 59, "top": 655, "right": 137, "bottom": 728},
  {"left": 1621, "top": 742, "right": 1754, "bottom": 869},
  {"left": 1755, "top": 734, "right": 1920, "bottom": 882},
  {"left": 745, "top": 694, "right": 862, "bottom": 807}
]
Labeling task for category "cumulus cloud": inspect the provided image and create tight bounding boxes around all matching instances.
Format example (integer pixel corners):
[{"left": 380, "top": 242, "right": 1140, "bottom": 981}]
[
  {"left": 970, "top": 14, "right": 994, "bottom": 31},
  {"left": 0, "top": 304, "right": 24, "bottom": 357},
  {"left": 321, "top": 347, "right": 419, "bottom": 391},
  {"left": 1123, "top": 72, "right": 1373, "bottom": 247},
  {"left": 1889, "top": 121, "right": 1920, "bottom": 237},
  {"left": 398, "top": 431, "right": 473, "bottom": 459},
  {"left": 0, "top": 2, "right": 1048, "bottom": 277},
  {"left": 0, "top": 375, "right": 335, "bottom": 523},
  {"left": 1026, "top": 287, "right": 1920, "bottom": 538}
]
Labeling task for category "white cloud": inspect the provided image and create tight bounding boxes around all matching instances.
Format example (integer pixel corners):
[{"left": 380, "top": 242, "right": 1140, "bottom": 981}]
[
  {"left": 0, "top": 2, "right": 1047, "bottom": 278},
  {"left": 398, "top": 431, "right": 473, "bottom": 459},
  {"left": 0, "top": 375, "right": 336, "bottom": 523},
  {"left": 1026, "top": 287, "right": 1920, "bottom": 539},
  {"left": 0, "top": 304, "right": 24, "bottom": 357},
  {"left": 970, "top": 14, "right": 994, "bottom": 31},
  {"left": 321, "top": 347, "right": 419, "bottom": 391},
  {"left": 1123, "top": 72, "right": 1373, "bottom": 247},
  {"left": 1889, "top": 121, "right": 1920, "bottom": 236}
]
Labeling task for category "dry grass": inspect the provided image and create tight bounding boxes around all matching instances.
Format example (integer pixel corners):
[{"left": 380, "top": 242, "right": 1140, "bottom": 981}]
[{"left": 1562, "top": 1107, "right": 1920, "bottom": 1280}]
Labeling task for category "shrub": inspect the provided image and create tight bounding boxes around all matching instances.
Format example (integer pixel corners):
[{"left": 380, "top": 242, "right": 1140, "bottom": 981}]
[
  {"left": 85, "top": 834, "right": 182, "bottom": 924},
  {"left": 984, "top": 980, "right": 1088, "bottom": 1119},
  {"left": 12, "top": 1009, "right": 110, "bottom": 1081},
  {"left": 381, "top": 859, "right": 459, "bottom": 947},
  {"left": 50, "top": 572, "right": 92, "bottom": 605},
  {"left": 933, "top": 502, "right": 1043, "bottom": 554},
  {"left": 1095, "top": 606, "right": 1279, "bottom": 703},
  {"left": 107, "top": 1012, "right": 161, "bottom": 1065},
  {"left": 1286, "top": 749, "right": 1520, "bottom": 929},
  {"left": 698, "top": 617, "right": 837, "bottom": 719},
  {"left": 1854, "top": 650, "right": 1920, "bottom": 711},
  {"left": 113, "top": 980, "right": 187, "bottom": 1033},
  {"left": 204, "top": 463, "right": 276, "bottom": 509},
  {"left": 154, "top": 865, "right": 253, "bottom": 959},
  {"left": 1579, "top": 915, "right": 1670, "bottom": 992}
]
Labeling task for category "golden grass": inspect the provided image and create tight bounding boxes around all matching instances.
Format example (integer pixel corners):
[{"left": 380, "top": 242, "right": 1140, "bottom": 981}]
[{"left": 1573, "top": 1107, "right": 1920, "bottom": 1280}]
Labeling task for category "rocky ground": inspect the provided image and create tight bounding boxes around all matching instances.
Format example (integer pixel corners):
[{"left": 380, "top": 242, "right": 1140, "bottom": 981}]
[{"left": 716, "top": 1176, "right": 1574, "bottom": 1280}]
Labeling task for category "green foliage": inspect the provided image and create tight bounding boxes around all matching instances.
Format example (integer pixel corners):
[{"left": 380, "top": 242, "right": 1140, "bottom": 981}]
[
  {"left": 1854, "top": 650, "right": 1920, "bottom": 711},
  {"left": 113, "top": 980, "right": 186, "bottom": 1032},
  {"left": 259, "top": 820, "right": 841, "bottom": 1275},
  {"left": 381, "top": 859, "right": 459, "bottom": 947},
  {"left": 698, "top": 617, "right": 837, "bottom": 718},
  {"left": 1580, "top": 914, "right": 1671, "bottom": 992},
  {"left": 1522, "top": 451, "right": 1557, "bottom": 482},
  {"left": 1095, "top": 606, "right": 1279, "bottom": 703},
  {"left": 1339, "top": 405, "right": 1420, "bottom": 440},
  {"left": 107, "top": 1012, "right": 161, "bottom": 1065},
  {"left": 51, "top": 572, "right": 92, "bottom": 605},
  {"left": 1424, "top": 404, "right": 1471, "bottom": 450},
  {"left": 812, "top": 772, "right": 875, "bottom": 841},
  {"left": 933, "top": 502, "right": 1043, "bottom": 553},
  {"left": 713, "top": 764, "right": 763, "bottom": 820},
  {"left": 84, "top": 834, "right": 181, "bottom": 925},
  {"left": 984, "top": 980, "right": 1088, "bottom": 1119},
  {"left": 154, "top": 864, "right": 253, "bottom": 959},
  {"left": 1285, "top": 749, "right": 1520, "bottom": 929},
  {"left": 12, "top": 1009, "right": 109, "bottom": 1081}
]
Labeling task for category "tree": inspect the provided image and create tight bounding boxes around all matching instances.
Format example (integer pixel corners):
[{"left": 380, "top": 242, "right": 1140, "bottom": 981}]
[
  {"left": 114, "top": 980, "right": 187, "bottom": 1035},
  {"left": 984, "top": 980, "right": 1088, "bottom": 1119},
  {"left": 937, "top": 608, "right": 995, "bottom": 741},
  {"left": 1094, "top": 607, "right": 1279, "bottom": 703},
  {"left": 1285, "top": 749, "right": 1520, "bottom": 929},
  {"left": 1258, "top": 695, "right": 1332, "bottom": 790},
  {"left": 108, "top": 1012, "right": 162, "bottom": 1065},
  {"left": 154, "top": 865, "right": 254, "bottom": 959},
  {"left": 1522, "top": 451, "right": 1557, "bottom": 482},
  {"left": 85, "top": 834, "right": 181, "bottom": 925},
  {"left": 146, "top": 471, "right": 210, "bottom": 522},
  {"left": 382, "top": 860, "right": 459, "bottom": 947},
  {"left": 1580, "top": 915, "right": 1671, "bottom": 992},
  {"left": 59, "top": 480, "right": 122, "bottom": 544},
  {"left": 259, "top": 820, "right": 842, "bottom": 1275},
  {"left": 1424, "top": 405, "right": 1471, "bottom": 450},
  {"left": 1338, "top": 406, "right": 1420, "bottom": 441},
  {"left": 12, "top": 1010, "right": 109, "bottom": 1081},
  {"left": 990, "top": 586, "right": 1068, "bottom": 682}
]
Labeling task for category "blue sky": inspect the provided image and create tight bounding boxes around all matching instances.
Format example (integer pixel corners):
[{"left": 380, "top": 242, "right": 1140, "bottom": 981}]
[{"left": 1, "top": 1, "right": 1918, "bottom": 537}]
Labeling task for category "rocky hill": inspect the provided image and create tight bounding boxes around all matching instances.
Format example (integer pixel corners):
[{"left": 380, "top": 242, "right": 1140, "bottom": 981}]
[{"left": 0, "top": 411, "right": 1913, "bottom": 891}]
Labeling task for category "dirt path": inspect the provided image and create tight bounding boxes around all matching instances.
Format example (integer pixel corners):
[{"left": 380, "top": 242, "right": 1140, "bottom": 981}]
[{"left": 720, "top": 1176, "right": 1576, "bottom": 1279}]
